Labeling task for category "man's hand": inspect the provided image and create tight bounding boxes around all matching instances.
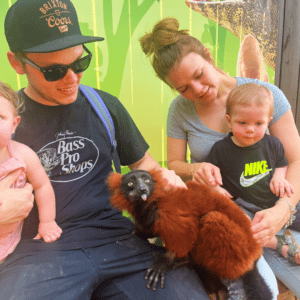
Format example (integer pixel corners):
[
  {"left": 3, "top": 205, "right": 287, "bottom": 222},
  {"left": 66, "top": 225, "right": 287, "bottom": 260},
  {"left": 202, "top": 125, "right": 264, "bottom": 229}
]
[
  {"left": 159, "top": 168, "right": 187, "bottom": 192},
  {"left": 128, "top": 152, "right": 186, "bottom": 191},
  {"left": 0, "top": 170, "right": 34, "bottom": 225}
]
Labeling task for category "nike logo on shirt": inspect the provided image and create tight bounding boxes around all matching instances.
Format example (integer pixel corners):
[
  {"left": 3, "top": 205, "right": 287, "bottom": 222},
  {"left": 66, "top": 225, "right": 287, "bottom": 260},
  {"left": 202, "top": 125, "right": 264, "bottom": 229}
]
[{"left": 240, "top": 169, "right": 272, "bottom": 187}]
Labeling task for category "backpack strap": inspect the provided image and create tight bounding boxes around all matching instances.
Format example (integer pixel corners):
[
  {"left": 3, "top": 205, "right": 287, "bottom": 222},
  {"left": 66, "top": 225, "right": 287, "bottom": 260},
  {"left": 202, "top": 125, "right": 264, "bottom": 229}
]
[{"left": 79, "top": 84, "right": 121, "bottom": 173}]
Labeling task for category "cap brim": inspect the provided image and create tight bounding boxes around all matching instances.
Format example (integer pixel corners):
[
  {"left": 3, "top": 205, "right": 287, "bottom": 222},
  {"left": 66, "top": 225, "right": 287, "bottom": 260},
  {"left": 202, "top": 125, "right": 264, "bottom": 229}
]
[{"left": 22, "top": 35, "right": 104, "bottom": 53}]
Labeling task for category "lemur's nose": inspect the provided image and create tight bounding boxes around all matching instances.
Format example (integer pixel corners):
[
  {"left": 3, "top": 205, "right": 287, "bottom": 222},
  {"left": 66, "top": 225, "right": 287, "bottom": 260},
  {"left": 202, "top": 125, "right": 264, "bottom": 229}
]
[
  {"left": 137, "top": 178, "right": 147, "bottom": 193},
  {"left": 139, "top": 186, "right": 147, "bottom": 193}
]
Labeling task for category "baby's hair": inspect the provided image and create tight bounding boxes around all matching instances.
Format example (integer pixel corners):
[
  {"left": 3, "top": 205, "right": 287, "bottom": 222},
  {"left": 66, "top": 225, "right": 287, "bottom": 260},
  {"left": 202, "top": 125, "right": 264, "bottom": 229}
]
[
  {"left": 139, "top": 17, "right": 214, "bottom": 87},
  {"left": 226, "top": 83, "right": 274, "bottom": 117},
  {"left": 0, "top": 81, "right": 23, "bottom": 115}
]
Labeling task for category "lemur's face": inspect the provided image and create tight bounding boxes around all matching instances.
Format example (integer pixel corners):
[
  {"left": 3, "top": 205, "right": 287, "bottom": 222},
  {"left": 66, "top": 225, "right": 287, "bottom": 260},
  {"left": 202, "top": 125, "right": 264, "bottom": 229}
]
[{"left": 121, "top": 170, "right": 155, "bottom": 202}]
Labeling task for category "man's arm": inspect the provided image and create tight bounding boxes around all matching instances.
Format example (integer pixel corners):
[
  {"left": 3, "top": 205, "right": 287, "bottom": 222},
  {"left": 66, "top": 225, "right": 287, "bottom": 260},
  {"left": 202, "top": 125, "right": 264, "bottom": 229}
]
[
  {"left": 0, "top": 170, "right": 34, "bottom": 226},
  {"left": 129, "top": 151, "right": 186, "bottom": 190}
]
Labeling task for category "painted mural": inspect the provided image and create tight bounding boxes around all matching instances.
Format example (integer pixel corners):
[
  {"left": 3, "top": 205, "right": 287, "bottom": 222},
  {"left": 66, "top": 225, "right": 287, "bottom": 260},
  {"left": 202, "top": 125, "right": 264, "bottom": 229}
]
[{"left": 0, "top": 0, "right": 278, "bottom": 168}]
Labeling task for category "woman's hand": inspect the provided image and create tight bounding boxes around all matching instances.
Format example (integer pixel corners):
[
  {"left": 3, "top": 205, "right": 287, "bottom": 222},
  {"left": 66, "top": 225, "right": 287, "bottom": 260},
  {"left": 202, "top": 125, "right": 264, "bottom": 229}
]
[
  {"left": 192, "top": 162, "right": 223, "bottom": 187},
  {"left": 251, "top": 201, "right": 290, "bottom": 246},
  {"left": 0, "top": 170, "right": 34, "bottom": 225},
  {"left": 214, "top": 185, "right": 233, "bottom": 199}
]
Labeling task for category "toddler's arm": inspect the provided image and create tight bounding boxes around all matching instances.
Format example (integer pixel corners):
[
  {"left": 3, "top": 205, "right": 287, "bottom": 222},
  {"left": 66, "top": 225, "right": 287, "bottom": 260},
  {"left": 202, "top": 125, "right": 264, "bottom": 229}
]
[
  {"left": 15, "top": 142, "right": 62, "bottom": 242},
  {"left": 270, "top": 166, "right": 294, "bottom": 198}
]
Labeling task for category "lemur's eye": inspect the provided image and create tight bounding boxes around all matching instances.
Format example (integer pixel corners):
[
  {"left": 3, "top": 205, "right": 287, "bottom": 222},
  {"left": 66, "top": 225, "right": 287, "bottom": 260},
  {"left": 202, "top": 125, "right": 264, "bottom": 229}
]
[
  {"left": 145, "top": 179, "right": 150, "bottom": 183},
  {"left": 128, "top": 182, "right": 133, "bottom": 186}
]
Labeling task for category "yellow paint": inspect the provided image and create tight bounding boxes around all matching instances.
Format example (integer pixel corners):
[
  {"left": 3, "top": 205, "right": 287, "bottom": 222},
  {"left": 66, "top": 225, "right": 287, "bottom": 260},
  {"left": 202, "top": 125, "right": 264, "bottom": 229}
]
[
  {"left": 261, "top": 12, "right": 265, "bottom": 77},
  {"left": 16, "top": 75, "right": 21, "bottom": 90},
  {"left": 160, "top": 81, "right": 164, "bottom": 104},
  {"left": 160, "top": 0, "right": 163, "bottom": 103},
  {"left": 162, "top": 127, "right": 165, "bottom": 167},
  {"left": 215, "top": 6, "right": 218, "bottom": 64},
  {"left": 91, "top": 0, "right": 100, "bottom": 89},
  {"left": 128, "top": 0, "right": 134, "bottom": 105},
  {"left": 187, "top": 145, "right": 191, "bottom": 163},
  {"left": 160, "top": 0, "right": 165, "bottom": 165},
  {"left": 189, "top": 4, "right": 192, "bottom": 35},
  {"left": 8, "top": 0, "right": 21, "bottom": 89}
]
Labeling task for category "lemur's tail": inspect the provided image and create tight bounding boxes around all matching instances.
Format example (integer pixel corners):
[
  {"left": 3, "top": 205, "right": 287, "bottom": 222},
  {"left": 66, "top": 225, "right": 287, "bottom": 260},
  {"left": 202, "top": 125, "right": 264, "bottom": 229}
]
[{"left": 242, "top": 260, "right": 273, "bottom": 300}]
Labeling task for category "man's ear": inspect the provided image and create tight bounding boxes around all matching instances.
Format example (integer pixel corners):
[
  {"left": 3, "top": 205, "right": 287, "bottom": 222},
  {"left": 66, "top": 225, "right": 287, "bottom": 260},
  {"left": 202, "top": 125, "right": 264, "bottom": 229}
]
[
  {"left": 7, "top": 51, "right": 26, "bottom": 75},
  {"left": 226, "top": 114, "right": 232, "bottom": 129}
]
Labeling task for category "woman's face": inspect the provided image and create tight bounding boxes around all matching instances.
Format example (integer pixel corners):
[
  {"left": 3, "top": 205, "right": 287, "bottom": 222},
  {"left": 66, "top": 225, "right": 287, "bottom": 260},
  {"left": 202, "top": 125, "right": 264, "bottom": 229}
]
[{"left": 167, "top": 52, "right": 219, "bottom": 104}]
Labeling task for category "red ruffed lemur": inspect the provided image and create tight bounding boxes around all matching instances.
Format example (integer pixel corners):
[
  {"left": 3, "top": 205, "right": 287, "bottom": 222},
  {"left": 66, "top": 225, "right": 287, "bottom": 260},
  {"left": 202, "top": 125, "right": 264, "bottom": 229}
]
[{"left": 107, "top": 169, "right": 273, "bottom": 300}]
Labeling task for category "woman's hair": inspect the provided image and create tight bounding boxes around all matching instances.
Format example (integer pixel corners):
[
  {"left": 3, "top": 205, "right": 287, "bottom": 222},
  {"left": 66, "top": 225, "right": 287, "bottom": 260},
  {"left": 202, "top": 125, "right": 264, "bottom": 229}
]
[
  {"left": 0, "top": 81, "right": 23, "bottom": 115},
  {"left": 139, "top": 18, "right": 213, "bottom": 87},
  {"left": 226, "top": 83, "right": 274, "bottom": 117}
]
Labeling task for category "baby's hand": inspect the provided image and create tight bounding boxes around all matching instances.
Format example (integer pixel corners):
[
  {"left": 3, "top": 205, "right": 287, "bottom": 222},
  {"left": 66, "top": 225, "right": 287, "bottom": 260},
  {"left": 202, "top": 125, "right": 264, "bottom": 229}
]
[
  {"left": 35, "top": 221, "right": 63, "bottom": 243},
  {"left": 270, "top": 178, "right": 294, "bottom": 198}
]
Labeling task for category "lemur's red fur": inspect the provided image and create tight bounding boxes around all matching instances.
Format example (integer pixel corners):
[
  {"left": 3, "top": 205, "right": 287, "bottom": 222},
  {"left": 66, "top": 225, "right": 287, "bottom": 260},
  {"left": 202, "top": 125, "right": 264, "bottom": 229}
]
[{"left": 107, "top": 169, "right": 262, "bottom": 280}]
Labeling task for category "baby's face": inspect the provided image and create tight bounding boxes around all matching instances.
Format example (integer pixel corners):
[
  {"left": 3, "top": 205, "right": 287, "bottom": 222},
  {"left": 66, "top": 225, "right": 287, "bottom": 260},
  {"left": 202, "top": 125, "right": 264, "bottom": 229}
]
[
  {"left": 0, "top": 96, "right": 20, "bottom": 151},
  {"left": 226, "top": 104, "right": 272, "bottom": 147}
]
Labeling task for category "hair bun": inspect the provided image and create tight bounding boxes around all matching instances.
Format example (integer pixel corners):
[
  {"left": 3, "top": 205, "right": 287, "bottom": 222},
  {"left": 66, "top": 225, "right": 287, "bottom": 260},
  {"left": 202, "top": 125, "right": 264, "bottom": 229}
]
[{"left": 139, "top": 18, "right": 188, "bottom": 56}]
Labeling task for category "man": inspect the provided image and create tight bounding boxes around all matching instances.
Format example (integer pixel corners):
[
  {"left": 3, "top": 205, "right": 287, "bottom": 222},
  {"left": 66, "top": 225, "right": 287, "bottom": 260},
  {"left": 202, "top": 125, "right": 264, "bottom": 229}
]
[{"left": 0, "top": 1, "right": 209, "bottom": 299}]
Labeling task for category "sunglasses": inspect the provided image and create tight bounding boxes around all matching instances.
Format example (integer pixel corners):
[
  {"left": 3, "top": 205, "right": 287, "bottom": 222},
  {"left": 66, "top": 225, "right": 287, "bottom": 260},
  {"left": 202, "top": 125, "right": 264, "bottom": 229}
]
[{"left": 20, "top": 45, "right": 92, "bottom": 82}]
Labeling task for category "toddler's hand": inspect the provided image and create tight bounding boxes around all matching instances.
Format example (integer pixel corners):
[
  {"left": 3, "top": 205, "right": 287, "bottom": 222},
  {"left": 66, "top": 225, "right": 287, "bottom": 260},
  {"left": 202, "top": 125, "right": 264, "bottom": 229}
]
[
  {"left": 270, "top": 178, "right": 294, "bottom": 198},
  {"left": 34, "top": 221, "right": 63, "bottom": 243}
]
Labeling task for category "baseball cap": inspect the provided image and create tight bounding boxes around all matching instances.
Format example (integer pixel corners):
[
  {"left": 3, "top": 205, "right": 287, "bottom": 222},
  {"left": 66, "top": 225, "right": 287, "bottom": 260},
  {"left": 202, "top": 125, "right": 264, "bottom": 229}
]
[{"left": 5, "top": 0, "right": 104, "bottom": 53}]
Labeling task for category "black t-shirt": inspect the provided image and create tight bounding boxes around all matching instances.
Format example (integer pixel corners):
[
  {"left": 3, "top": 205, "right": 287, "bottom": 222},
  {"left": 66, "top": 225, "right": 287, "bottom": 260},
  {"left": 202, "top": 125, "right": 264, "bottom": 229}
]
[
  {"left": 14, "top": 88, "right": 149, "bottom": 252},
  {"left": 206, "top": 133, "right": 288, "bottom": 209}
]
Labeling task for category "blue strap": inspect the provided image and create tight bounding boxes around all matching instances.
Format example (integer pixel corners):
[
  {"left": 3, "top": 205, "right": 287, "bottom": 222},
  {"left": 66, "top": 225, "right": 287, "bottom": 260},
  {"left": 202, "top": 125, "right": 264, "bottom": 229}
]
[{"left": 79, "top": 85, "right": 121, "bottom": 173}]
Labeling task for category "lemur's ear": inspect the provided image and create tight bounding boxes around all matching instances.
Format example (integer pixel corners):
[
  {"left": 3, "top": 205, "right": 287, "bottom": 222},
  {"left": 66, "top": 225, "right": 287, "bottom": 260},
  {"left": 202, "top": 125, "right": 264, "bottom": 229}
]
[
  {"left": 107, "top": 172, "right": 135, "bottom": 215},
  {"left": 106, "top": 172, "right": 123, "bottom": 195}
]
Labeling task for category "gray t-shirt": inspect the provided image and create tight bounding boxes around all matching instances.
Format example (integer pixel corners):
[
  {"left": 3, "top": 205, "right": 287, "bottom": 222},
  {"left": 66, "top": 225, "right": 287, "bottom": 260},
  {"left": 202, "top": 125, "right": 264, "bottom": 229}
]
[{"left": 167, "top": 77, "right": 291, "bottom": 163}]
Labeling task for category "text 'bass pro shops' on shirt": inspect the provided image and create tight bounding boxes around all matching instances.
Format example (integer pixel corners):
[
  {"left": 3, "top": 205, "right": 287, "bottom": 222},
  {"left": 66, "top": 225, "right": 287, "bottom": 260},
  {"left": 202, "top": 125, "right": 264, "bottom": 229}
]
[{"left": 14, "top": 88, "right": 149, "bottom": 252}]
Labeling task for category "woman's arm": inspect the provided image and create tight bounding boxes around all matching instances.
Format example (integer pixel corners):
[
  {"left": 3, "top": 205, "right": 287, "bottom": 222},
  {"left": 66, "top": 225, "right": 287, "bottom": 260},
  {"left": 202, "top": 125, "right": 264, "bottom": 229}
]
[
  {"left": 251, "top": 109, "right": 300, "bottom": 245},
  {"left": 167, "top": 136, "right": 222, "bottom": 185},
  {"left": 269, "top": 109, "right": 300, "bottom": 206}
]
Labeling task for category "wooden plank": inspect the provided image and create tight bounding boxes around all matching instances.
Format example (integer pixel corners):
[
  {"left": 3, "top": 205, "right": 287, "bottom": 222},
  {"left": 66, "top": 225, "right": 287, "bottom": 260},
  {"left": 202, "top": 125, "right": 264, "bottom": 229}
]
[
  {"left": 274, "top": 0, "right": 285, "bottom": 88},
  {"left": 275, "top": 0, "right": 300, "bottom": 132}
]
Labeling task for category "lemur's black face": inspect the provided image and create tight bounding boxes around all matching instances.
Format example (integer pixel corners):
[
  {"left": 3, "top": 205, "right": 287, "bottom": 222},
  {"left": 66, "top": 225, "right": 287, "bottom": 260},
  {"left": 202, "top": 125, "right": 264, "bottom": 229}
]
[{"left": 121, "top": 170, "right": 155, "bottom": 202}]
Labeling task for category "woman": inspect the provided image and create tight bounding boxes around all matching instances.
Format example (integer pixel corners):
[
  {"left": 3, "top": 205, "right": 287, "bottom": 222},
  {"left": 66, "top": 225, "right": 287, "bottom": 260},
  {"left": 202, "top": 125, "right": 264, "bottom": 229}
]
[{"left": 139, "top": 17, "right": 300, "bottom": 298}]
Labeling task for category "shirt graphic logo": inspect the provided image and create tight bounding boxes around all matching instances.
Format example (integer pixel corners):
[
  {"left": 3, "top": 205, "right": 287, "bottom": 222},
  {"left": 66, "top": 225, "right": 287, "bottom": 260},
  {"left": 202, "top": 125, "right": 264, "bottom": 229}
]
[
  {"left": 37, "top": 136, "right": 99, "bottom": 183},
  {"left": 240, "top": 160, "right": 272, "bottom": 187},
  {"left": 39, "top": 1, "right": 73, "bottom": 32}
]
